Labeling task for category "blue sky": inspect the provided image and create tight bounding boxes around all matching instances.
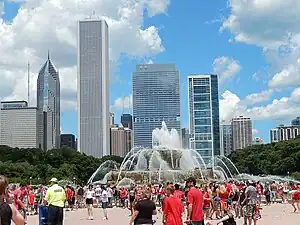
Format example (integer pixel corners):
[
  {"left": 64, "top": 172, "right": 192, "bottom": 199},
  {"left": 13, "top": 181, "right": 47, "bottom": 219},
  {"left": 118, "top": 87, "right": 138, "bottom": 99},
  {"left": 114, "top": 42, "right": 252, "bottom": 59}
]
[{"left": 1, "top": 0, "right": 300, "bottom": 143}]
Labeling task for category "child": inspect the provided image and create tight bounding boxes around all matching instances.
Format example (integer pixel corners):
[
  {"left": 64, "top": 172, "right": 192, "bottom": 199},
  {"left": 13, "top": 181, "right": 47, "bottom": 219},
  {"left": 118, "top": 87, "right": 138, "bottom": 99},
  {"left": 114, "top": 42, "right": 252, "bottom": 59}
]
[
  {"left": 27, "top": 189, "right": 35, "bottom": 215},
  {"left": 216, "top": 208, "right": 236, "bottom": 225}
]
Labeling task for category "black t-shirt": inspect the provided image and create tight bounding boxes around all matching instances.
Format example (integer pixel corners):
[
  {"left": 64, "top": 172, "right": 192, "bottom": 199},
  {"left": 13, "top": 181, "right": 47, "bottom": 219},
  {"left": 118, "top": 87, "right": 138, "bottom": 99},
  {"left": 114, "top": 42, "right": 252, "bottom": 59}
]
[
  {"left": 134, "top": 199, "right": 156, "bottom": 225},
  {"left": 0, "top": 201, "right": 12, "bottom": 225},
  {"left": 77, "top": 188, "right": 84, "bottom": 196}
]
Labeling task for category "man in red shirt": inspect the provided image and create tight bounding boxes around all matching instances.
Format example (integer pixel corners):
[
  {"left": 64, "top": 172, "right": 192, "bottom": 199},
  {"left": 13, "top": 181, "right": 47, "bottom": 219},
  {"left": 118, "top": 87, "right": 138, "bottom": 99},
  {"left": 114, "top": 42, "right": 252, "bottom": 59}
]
[
  {"left": 163, "top": 185, "right": 183, "bottom": 225},
  {"left": 174, "top": 184, "right": 184, "bottom": 201},
  {"left": 186, "top": 177, "right": 204, "bottom": 225},
  {"left": 14, "top": 183, "right": 27, "bottom": 220}
]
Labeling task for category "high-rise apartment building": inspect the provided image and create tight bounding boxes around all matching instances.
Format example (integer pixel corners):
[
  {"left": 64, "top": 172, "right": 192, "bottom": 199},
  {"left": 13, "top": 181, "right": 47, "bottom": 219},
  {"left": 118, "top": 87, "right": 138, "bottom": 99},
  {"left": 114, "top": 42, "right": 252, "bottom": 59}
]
[
  {"left": 231, "top": 116, "right": 252, "bottom": 151},
  {"left": 133, "top": 64, "right": 181, "bottom": 147},
  {"left": 37, "top": 53, "right": 60, "bottom": 150},
  {"left": 121, "top": 113, "right": 133, "bottom": 130},
  {"left": 270, "top": 128, "right": 279, "bottom": 143},
  {"left": 0, "top": 101, "right": 38, "bottom": 148},
  {"left": 188, "top": 74, "right": 220, "bottom": 163},
  {"left": 270, "top": 124, "right": 300, "bottom": 143},
  {"left": 77, "top": 19, "right": 110, "bottom": 157},
  {"left": 60, "top": 134, "right": 76, "bottom": 149},
  {"left": 110, "top": 126, "right": 132, "bottom": 157},
  {"left": 220, "top": 124, "right": 233, "bottom": 156}
]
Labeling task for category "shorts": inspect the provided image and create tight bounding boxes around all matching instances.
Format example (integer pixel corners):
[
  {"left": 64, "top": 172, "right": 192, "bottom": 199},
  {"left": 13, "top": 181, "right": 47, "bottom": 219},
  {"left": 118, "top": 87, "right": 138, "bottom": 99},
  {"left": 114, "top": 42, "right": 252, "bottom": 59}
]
[
  {"left": 203, "top": 206, "right": 210, "bottom": 211},
  {"left": 102, "top": 202, "right": 108, "bottom": 209},
  {"left": 86, "top": 198, "right": 93, "bottom": 205},
  {"left": 243, "top": 204, "right": 256, "bottom": 217},
  {"left": 129, "top": 196, "right": 135, "bottom": 202}
]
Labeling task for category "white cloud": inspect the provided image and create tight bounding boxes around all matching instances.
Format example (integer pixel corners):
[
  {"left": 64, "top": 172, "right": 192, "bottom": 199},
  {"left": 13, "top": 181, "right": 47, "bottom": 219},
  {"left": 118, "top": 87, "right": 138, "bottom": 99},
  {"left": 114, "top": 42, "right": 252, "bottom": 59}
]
[
  {"left": 252, "top": 129, "right": 258, "bottom": 136},
  {"left": 0, "top": 0, "right": 169, "bottom": 110},
  {"left": 111, "top": 94, "right": 132, "bottom": 110},
  {"left": 269, "top": 58, "right": 300, "bottom": 88},
  {"left": 221, "top": 0, "right": 300, "bottom": 49},
  {"left": 220, "top": 88, "right": 300, "bottom": 122},
  {"left": 212, "top": 56, "right": 241, "bottom": 84},
  {"left": 242, "top": 89, "right": 273, "bottom": 105}
]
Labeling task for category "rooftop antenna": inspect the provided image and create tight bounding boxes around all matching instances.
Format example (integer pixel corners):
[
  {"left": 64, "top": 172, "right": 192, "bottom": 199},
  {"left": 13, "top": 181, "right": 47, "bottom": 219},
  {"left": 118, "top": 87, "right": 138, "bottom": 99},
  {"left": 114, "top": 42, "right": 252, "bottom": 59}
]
[
  {"left": 27, "top": 62, "right": 30, "bottom": 106},
  {"left": 47, "top": 49, "right": 50, "bottom": 60}
]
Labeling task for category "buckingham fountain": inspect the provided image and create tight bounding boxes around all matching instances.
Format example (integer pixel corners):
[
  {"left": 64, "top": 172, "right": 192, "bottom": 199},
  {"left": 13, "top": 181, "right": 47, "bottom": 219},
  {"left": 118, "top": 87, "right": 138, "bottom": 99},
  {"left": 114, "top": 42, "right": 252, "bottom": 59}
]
[{"left": 87, "top": 122, "right": 243, "bottom": 186}]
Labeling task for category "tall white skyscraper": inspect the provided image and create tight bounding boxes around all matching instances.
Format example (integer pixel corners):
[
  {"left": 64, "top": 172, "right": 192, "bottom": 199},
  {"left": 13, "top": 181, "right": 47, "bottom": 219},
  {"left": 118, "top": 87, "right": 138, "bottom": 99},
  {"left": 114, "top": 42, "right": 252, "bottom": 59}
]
[
  {"left": 77, "top": 19, "right": 110, "bottom": 158},
  {"left": 37, "top": 53, "right": 60, "bottom": 150}
]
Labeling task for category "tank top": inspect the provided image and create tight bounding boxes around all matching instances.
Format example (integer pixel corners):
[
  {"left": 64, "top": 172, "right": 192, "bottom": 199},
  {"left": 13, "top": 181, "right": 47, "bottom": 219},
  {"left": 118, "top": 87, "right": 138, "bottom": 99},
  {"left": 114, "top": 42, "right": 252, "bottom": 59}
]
[{"left": 0, "top": 201, "right": 12, "bottom": 225}]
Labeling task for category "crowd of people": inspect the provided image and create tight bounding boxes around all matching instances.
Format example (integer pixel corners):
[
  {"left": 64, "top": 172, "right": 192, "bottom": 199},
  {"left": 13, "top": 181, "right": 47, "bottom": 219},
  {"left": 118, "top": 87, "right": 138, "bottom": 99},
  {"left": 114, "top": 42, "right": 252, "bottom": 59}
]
[{"left": 0, "top": 174, "right": 300, "bottom": 225}]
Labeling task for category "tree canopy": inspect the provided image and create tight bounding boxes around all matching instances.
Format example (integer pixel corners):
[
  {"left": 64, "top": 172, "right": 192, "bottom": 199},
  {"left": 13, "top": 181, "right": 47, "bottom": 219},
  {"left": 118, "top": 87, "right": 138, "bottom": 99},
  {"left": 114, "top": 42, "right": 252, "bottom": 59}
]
[
  {"left": 229, "top": 136, "right": 300, "bottom": 180},
  {"left": 0, "top": 145, "right": 123, "bottom": 185}
]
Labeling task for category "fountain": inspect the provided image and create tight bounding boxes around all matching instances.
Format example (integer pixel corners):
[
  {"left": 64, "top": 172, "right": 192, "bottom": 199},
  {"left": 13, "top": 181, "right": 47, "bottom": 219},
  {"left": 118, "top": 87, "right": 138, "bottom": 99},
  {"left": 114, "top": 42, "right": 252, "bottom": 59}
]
[{"left": 88, "top": 121, "right": 243, "bottom": 185}]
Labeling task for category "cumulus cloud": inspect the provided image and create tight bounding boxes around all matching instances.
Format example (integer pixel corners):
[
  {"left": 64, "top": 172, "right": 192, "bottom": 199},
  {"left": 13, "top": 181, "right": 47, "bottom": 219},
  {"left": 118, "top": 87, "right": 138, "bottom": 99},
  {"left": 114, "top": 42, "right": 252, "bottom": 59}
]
[
  {"left": 220, "top": 88, "right": 300, "bottom": 122},
  {"left": 111, "top": 94, "right": 132, "bottom": 110},
  {"left": 212, "top": 56, "right": 241, "bottom": 84},
  {"left": 0, "top": 0, "right": 169, "bottom": 110},
  {"left": 221, "top": 0, "right": 300, "bottom": 49},
  {"left": 242, "top": 89, "right": 273, "bottom": 106}
]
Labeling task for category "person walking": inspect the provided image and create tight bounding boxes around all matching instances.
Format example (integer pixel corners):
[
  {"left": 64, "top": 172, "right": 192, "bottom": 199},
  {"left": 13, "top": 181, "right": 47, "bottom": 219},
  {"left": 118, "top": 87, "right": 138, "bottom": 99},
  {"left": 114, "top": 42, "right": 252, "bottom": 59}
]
[
  {"left": 185, "top": 177, "right": 204, "bottom": 225},
  {"left": 44, "top": 178, "right": 66, "bottom": 225},
  {"left": 101, "top": 186, "right": 109, "bottom": 220}
]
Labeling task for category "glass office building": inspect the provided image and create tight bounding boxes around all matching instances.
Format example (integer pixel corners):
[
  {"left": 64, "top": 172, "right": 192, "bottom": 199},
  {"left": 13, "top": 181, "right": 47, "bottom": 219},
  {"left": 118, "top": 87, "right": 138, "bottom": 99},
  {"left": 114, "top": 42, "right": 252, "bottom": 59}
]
[
  {"left": 188, "top": 74, "right": 220, "bottom": 164},
  {"left": 133, "top": 64, "right": 181, "bottom": 147},
  {"left": 37, "top": 53, "right": 60, "bottom": 150}
]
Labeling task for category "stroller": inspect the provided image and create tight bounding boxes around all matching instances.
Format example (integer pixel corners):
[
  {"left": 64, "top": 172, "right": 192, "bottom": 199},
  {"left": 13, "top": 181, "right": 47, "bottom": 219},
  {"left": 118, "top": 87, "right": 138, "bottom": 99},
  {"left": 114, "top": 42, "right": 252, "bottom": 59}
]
[{"left": 38, "top": 205, "right": 48, "bottom": 225}]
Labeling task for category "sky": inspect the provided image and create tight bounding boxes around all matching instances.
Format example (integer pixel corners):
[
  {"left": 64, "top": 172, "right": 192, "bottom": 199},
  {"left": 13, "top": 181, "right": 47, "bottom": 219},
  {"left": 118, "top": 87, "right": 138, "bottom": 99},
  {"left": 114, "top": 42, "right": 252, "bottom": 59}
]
[{"left": 1, "top": 0, "right": 300, "bottom": 143}]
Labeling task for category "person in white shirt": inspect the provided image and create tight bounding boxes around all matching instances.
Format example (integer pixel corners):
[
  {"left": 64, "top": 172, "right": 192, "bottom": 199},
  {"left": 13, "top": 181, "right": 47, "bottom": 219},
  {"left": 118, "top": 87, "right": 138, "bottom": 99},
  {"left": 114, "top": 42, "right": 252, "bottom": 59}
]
[
  {"left": 94, "top": 185, "right": 102, "bottom": 208},
  {"left": 85, "top": 185, "right": 95, "bottom": 220},
  {"left": 106, "top": 185, "right": 113, "bottom": 207},
  {"left": 101, "top": 186, "right": 109, "bottom": 220}
]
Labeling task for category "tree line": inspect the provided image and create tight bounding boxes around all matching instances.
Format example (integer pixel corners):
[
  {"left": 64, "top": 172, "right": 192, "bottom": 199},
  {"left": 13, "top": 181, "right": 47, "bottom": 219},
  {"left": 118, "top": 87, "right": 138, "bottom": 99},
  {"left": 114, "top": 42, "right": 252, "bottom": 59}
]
[
  {"left": 0, "top": 145, "right": 123, "bottom": 185},
  {"left": 229, "top": 136, "right": 300, "bottom": 181}
]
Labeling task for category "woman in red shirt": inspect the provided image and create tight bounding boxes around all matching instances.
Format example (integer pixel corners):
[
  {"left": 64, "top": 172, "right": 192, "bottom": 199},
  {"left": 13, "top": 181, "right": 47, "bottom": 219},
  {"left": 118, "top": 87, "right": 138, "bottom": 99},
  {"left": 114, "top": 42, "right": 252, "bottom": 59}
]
[
  {"left": 203, "top": 186, "right": 212, "bottom": 220},
  {"left": 120, "top": 188, "right": 128, "bottom": 208}
]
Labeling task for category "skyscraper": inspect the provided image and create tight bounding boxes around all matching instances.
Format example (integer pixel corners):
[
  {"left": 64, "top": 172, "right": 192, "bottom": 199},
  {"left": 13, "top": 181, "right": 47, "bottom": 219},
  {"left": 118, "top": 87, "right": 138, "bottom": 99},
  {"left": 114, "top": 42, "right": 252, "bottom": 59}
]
[
  {"left": 121, "top": 113, "right": 133, "bottom": 130},
  {"left": 231, "top": 116, "right": 252, "bottom": 151},
  {"left": 77, "top": 19, "right": 110, "bottom": 157},
  {"left": 220, "top": 124, "right": 233, "bottom": 156},
  {"left": 188, "top": 74, "right": 220, "bottom": 163},
  {"left": 37, "top": 53, "right": 60, "bottom": 150},
  {"left": 133, "top": 64, "right": 181, "bottom": 147},
  {"left": 1, "top": 101, "right": 38, "bottom": 148}
]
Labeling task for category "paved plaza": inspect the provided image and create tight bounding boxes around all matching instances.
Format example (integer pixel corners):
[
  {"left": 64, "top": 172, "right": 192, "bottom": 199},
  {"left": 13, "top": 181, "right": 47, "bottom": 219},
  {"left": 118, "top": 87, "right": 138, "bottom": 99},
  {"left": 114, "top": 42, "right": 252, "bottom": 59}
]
[{"left": 26, "top": 203, "right": 299, "bottom": 225}]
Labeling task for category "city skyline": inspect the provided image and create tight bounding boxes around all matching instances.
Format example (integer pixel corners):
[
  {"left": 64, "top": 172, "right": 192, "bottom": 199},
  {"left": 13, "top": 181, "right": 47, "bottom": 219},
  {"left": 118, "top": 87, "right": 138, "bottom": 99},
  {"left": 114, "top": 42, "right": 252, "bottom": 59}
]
[{"left": 1, "top": 1, "right": 300, "bottom": 143}]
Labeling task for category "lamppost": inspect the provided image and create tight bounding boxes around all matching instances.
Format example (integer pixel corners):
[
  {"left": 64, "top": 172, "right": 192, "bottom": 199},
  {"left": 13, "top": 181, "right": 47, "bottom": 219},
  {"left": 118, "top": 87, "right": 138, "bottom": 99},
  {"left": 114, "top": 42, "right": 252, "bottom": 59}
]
[
  {"left": 30, "top": 177, "right": 32, "bottom": 185},
  {"left": 73, "top": 177, "right": 76, "bottom": 185}
]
